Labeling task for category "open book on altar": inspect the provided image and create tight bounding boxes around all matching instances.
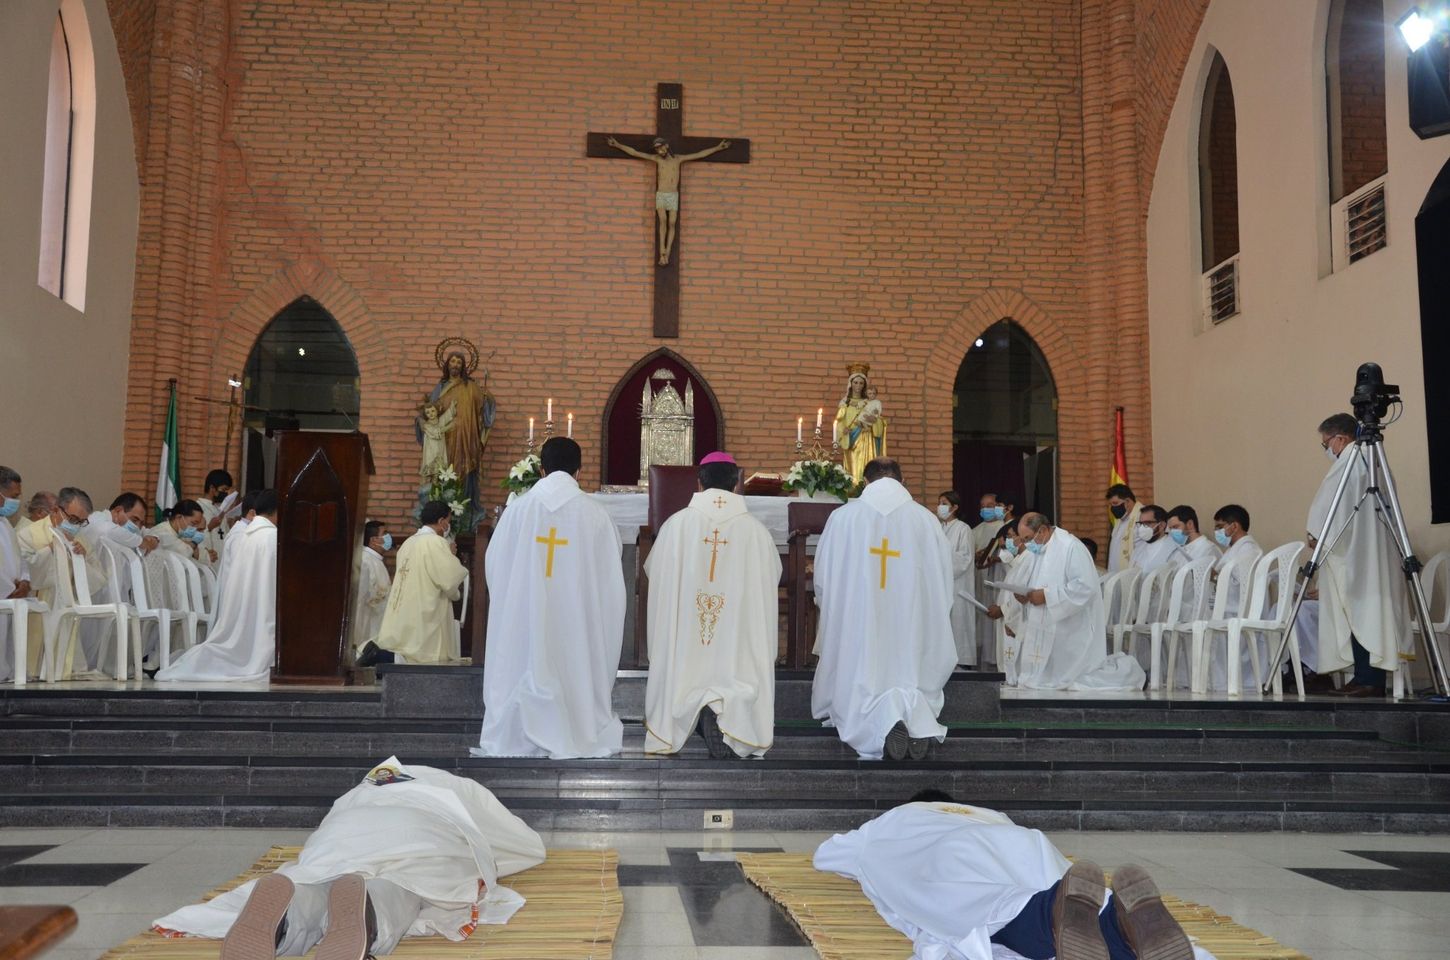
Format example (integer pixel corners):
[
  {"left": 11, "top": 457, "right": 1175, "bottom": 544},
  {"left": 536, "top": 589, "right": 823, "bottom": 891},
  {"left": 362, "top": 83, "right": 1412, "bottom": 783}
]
[{"left": 742, "top": 472, "right": 785, "bottom": 496}]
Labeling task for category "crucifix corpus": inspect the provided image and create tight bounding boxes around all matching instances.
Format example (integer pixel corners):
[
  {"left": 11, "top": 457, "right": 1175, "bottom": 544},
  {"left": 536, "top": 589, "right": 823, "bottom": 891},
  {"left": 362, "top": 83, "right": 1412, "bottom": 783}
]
[{"left": 587, "top": 83, "right": 750, "bottom": 338}]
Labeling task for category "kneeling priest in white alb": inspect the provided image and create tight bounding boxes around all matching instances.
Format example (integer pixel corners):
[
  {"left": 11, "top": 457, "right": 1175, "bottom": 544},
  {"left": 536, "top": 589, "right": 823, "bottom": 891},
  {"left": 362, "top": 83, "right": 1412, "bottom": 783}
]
[
  {"left": 475, "top": 438, "right": 624, "bottom": 759},
  {"left": 644, "top": 452, "right": 781, "bottom": 758},
  {"left": 152, "top": 757, "right": 546, "bottom": 959},
  {"left": 811, "top": 458, "right": 957, "bottom": 761}
]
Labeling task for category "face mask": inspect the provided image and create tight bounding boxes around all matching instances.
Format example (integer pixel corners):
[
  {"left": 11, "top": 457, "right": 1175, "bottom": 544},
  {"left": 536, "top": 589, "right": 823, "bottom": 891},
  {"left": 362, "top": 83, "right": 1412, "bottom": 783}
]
[
  {"left": 938, "top": 505, "right": 954, "bottom": 521},
  {"left": 993, "top": 506, "right": 1006, "bottom": 520},
  {"left": 1168, "top": 528, "right": 1188, "bottom": 546},
  {"left": 124, "top": 520, "right": 141, "bottom": 535},
  {"left": 979, "top": 508, "right": 996, "bottom": 522},
  {"left": 380, "top": 533, "right": 394, "bottom": 551},
  {"left": 1000, "top": 540, "right": 1018, "bottom": 560},
  {"left": 183, "top": 527, "right": 204, "bottom": 544},
  {"left": 59, "top": 520, "right": 82, "bottom": 537},
  {"left": 1214, "top": 528, "right": 1232, "bottom": 548},
  {"left": 1026, "top": 540, "right": 1046, "bottom": 555},
  {"left": 1324, "top": 446, "right": 1338, "bottom": 463},
  {"left": 1110, "top": 503, "right": 1128, "bottom": 520},
  {"left": 0, "top": 497, "right": 18, "bottom": 518},
  {"left": 1135, "top": 524, "right": 1153, "bottom": 543}
]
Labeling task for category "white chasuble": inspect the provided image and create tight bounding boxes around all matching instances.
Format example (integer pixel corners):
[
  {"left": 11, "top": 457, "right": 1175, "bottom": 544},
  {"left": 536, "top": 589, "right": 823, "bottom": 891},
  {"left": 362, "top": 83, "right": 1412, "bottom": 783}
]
[
  {"left": 153, "top": 758, "right": 546, "bottom": 942},
  {"left": 1106, "top": 503, "right": 1141, "bottom": 573},
  {"left": 475, "top": 471, "right": 625, "bottom": 759},
  {"left": 941, "top": 517, "right": 978, "bottom": 666},
  {"left": 155, "top": 517, "right": 276, "bottom": 682},
  {"left": 376, "top": 526, "right": 467, "bottom": 663},
  {"left": 643, "top": 490, "right": 782, "bottom": 757},
  {"left": 1006, "top": 527, "right": 1144, "bottom": 691},
  {"left": 1308, "top": 446, "right": 1410, "bottom": 673},
  {"left": 810, "top": 477, "right": 957, "bottom": 760},
  {"left": 351, "top": 546, "right": 392, "bottom": 651},
  {"left": 212, "top": 517, "right": 251, "bottom": 623}
]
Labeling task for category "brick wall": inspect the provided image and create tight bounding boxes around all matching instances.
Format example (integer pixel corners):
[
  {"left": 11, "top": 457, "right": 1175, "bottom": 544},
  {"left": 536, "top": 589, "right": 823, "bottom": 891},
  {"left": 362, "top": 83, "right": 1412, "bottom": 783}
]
[
  {"left": 107, "top": 0, "right": 1211, "bottom": 537},
  {"left": 1333, "top": 0, "right": 1388, "bottom": 201}
]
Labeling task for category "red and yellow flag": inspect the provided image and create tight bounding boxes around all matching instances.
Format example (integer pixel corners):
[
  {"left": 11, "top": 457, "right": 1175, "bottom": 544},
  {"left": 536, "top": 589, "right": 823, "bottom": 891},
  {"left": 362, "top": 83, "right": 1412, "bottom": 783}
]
[{"left": 1110, "top": 407, "right": 1128, "bottom": 516}]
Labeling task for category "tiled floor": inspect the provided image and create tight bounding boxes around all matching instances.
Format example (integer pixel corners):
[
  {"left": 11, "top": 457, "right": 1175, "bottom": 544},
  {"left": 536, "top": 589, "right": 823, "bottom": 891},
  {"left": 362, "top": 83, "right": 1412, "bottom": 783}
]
[{"left": 4, "top": 827, "right": 1450, "bottom": 960}]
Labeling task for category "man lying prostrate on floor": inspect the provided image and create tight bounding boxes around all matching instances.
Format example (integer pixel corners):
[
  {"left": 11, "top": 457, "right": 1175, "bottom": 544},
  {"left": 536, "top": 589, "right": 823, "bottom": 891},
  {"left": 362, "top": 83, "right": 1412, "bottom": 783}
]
[
  {"left": 153, "top": 757, "right": 546, "bottom": 960},
  {"left": 814, "top": 790, "right": 1210, "bottom": 960}
]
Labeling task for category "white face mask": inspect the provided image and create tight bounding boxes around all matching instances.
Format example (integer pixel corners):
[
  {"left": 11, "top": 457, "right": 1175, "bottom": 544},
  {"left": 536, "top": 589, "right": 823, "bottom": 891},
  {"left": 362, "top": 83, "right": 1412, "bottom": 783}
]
[
  {"left": 936, "top": 505, "right": 953, "bottom": 520},
  {"left": 1135, "top": 524, "right": 1153, "bottom": 543},
  {"left": 1324, "top": 445, "right": 1339, "bottom": 463}
]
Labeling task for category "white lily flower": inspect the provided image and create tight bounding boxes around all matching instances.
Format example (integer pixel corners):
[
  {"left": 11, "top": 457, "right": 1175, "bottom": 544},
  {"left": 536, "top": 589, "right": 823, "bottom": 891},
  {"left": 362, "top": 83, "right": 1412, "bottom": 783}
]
[{"left": 448, "top": 500, "right": 467, "bottom": 516}]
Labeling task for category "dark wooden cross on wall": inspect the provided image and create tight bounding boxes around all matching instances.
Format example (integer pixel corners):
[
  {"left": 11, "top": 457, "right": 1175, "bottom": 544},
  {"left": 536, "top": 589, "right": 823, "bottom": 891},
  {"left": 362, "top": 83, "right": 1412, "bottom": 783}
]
[{"left": 587, "top": 83, "right": 750, "bottom": 338}]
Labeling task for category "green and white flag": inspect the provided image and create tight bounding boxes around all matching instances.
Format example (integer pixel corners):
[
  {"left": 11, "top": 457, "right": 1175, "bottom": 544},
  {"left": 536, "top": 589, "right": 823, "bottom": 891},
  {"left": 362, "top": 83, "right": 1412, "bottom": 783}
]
[{"left": 155, "top": 381, "right": 180, "bottom": 523}]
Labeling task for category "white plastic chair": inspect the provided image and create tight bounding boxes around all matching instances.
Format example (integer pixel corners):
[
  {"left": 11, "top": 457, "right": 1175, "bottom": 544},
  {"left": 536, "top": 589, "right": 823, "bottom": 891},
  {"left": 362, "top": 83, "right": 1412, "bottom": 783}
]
[
  {"left": 1136, "top": 557, "right": 1215, "bottom": 692},
  {"left": 1224, "top": 542, "right": 1307, "bottom": 697},
  {"left": 111, "top": 543, "right": 193, "bottom": 671},
  {"left": 0, "top": 596, "right": 50, "bottom": 685},
  {"left": 180, "top": 558, "right": 216, "bottom": 644},
  {"left": 1115, "top": 563, "right": 1177, "bottom": 657},
  {"left": 1188, "top": 552, "right": 1260, "bottom": 694},
  {"left": 1405, "top": 550, "right": 1450, "bottom": 699},
  {"left": 42, "top": 546, "right": 131, "bottom": 682},
  {"left": 448, "top": 574, "right": 470, "bottom": 662},
  {"left": 1101, "top": 567, "right": 1143, "bottom": 652}
]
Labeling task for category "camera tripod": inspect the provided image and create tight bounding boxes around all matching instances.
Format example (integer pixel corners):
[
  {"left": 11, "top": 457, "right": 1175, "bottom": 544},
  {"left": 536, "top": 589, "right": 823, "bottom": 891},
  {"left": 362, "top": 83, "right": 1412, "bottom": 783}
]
[{"left": 1264, "top": 417, "right": 1450, "bottom": 698}]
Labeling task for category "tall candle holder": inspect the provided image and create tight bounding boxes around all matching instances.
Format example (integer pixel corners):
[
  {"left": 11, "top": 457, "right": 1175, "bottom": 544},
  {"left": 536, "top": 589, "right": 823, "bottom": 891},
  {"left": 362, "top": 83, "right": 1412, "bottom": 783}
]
[{"left": 794, "top": 423, "right": 841, "bottom": 463}]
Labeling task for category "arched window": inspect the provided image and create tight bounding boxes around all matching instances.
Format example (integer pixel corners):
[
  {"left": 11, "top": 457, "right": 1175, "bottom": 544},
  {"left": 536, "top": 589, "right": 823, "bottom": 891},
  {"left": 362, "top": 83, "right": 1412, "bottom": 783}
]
[
  {"left": 1198, "top": 51, "right": 1240, "bottom": 323},
  {"left": 37, "top": 0, "right": 95, "bottom": 310},
  {"left": 1327, "top": 0, "right": 1388, "bottom": 266}
]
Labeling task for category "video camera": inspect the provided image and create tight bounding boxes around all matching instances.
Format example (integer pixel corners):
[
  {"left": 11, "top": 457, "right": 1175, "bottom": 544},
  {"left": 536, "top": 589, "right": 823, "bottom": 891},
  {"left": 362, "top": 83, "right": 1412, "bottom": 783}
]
[{"left": 1351, "top": 362, "right": 1401, "bottom": 427}]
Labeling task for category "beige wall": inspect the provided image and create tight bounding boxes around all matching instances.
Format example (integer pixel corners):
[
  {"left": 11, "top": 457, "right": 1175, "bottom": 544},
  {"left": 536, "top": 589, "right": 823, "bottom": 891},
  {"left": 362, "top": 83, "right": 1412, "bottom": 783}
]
[
  {"left": 0, "top": 0, "right": 137, "bottom": 506},
  {"left": 1148, "top": 0, "right": 1449, "bottom": 555}
]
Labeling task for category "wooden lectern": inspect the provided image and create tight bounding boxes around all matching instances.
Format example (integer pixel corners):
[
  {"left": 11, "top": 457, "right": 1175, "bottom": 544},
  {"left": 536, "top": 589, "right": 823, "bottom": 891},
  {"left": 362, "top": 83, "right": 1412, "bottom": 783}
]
[{"left": 273, "top": 431, "right": 374, "bottom": 684}]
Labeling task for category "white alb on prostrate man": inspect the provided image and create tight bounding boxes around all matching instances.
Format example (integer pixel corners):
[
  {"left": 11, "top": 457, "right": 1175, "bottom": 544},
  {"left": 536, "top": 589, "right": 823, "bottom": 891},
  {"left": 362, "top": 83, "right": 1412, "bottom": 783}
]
[
  {"left": 475, "top": 437, "right": 625, "bottom": 759},
  {"left": 1005, "top": 513, "right": 1145, "bottom": 691},
  {"left": 811, "top": 458, "right": 957, "bottom": 761},
  {"left": 644, "top": 452, "right": 781, "bottom": 759},
  {"left": 156, "top": 489, "right": 278, "bottom": 683},
  {"left": 153, "top": 757, "right": 546, "bottom": 960}
]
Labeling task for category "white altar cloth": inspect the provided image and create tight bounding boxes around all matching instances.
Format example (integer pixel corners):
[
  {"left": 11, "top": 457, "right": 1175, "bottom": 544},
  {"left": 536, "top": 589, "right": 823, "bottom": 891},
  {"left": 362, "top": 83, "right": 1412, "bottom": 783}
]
[{"left": 589, "top": 493, "right": 834, "bottom": 546}]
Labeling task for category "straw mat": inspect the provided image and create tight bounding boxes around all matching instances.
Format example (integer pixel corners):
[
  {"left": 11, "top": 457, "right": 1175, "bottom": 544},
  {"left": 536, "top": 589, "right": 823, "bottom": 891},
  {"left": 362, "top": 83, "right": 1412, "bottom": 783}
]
[
  {"left": 737, "top": 852, "right": 1308, "bottom": 960},
  {"left": 99, "top": 846, "right": 622, "bottom": 960}
]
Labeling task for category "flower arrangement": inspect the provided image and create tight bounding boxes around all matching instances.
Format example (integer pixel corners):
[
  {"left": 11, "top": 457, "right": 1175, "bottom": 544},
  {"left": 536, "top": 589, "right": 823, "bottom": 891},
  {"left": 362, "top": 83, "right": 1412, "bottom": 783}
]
[
  {"left": 783, "top": 459, "right": 856, "bottom": 501},
  {"left": 502, "top": 453, "right": 543, "bottom": 495},
  {"left": 425, "top": 464, "right": 476, "bottom": 531}
]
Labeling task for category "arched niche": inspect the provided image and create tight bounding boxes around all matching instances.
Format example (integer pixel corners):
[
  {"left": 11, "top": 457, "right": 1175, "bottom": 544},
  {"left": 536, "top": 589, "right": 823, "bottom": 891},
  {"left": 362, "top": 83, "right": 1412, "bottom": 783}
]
[
  {"left": 1416, "top": 158, "right": 1450, "bottom": 524},
  {"left": 951, "top": 319, "right": 1059, "bottom": 518},
  {"left": 601, "top": 349, "right": 724, "bottom": 486}
]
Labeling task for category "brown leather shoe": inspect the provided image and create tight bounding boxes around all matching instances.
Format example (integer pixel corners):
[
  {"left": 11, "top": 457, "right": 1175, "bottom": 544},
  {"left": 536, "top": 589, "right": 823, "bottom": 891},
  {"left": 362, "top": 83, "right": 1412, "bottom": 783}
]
[
  {"left": 1111, "top": 864, "right": 1193, "bottom": 960},
  {"left": 221, "top": 874, "right": 293, "bottom": 960},
  {"left": 1052, "top": 861, "right": 1109, "bottom": 960},
  {"left": 315, "top": 874, "right": 376, "bottom": 960}
]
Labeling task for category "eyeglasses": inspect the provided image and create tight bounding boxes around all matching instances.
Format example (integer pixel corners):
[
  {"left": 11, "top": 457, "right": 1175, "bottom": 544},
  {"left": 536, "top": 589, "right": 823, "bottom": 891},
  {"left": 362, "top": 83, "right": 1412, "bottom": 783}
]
[{"left": 60, "top": 510, "right": 88, "bottom": 527}]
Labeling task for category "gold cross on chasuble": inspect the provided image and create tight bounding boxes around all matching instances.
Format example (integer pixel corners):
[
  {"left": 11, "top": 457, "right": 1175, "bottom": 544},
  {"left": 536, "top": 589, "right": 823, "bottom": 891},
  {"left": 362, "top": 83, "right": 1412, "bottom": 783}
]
[
  {"left": 535, "top": 527, "right": 569, "bottom": 578},
  {"left": 703, "top": 528, "right": 728, "bottom": 582},
  {"left": 869, "top": 537, "right": 901, "bottom": 590}
]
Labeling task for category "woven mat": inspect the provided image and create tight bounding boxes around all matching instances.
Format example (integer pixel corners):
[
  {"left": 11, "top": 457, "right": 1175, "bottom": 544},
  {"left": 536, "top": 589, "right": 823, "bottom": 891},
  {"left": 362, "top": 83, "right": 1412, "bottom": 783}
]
[
  {"left": 737, "top": 853, "right": 1309, "bottom": 960},
  {"left": 99, "top": 847, "right": 622, "bottom": 960}
]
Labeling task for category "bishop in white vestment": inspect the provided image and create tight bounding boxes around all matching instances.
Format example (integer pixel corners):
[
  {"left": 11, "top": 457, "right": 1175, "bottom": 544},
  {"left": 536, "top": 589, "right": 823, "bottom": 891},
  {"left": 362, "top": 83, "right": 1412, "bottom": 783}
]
[
  {"left": 153, "top": 757, "right": 546, "bottom": 955},
  {"left": 475, "top": 439, "right": 624, "bottom": 759},
  {"left": 1006, "top": 515, "right": 1145, "bottom": 691},
  {"left": 644, "top": 455, "right": 781, "bottom": 757},
  {"left": 376, "top": 507, "right": 468, "bottom": 664},
  {"left": 810, "top": 461, "right": 956, "bottom": 760},
  {"left": 155, "top": 505, "right": 277, "bottom": 683}
]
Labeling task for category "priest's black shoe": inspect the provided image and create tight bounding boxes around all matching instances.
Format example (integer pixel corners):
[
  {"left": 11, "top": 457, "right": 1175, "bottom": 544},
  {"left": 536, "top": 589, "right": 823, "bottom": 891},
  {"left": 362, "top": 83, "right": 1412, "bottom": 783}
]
[
  {"left": 355, "top": 642, "right": 389, "bottom": 669},
  {"left": 884, "top": 721, "right": 910, "bottom": 761},
  {"left": 221, "top": 873, "right": 293, "bottom": 960},
  {"left": 699, "top": 710, "right": 733, "bottom": 760}
]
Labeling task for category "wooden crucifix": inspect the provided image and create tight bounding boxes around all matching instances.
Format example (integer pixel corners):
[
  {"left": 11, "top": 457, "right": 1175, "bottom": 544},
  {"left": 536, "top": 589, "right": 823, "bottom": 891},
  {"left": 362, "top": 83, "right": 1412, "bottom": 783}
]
[{"left": 587, "top": 83, "right": 750, "bottom": 338}]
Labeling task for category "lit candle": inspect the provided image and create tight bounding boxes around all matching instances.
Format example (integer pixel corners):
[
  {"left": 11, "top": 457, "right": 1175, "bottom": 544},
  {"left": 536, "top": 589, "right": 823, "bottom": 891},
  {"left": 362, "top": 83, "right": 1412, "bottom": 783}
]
[
  {"left": 816, "top": 407, "right": 823, "bottom": 429},
  {"left": 547, "top": 397, "right": 553, "bottom": 422},
  {"left": 797, "top": 417, "right": 803, "bottom": 443},
  {"left": 832, "top": 420, "right": 838, "bottom": 444},
  {"left": 528, "top": 417, "right": 535, "bottom": 442},
  {"left": 566, "top": 412, "right": 574, "bottom": 438}
]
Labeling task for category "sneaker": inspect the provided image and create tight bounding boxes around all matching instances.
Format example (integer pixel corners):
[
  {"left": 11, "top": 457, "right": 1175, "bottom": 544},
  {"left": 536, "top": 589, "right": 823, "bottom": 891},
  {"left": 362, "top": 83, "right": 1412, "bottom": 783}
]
[
  {"left": 1052, "top": 861, "right": 1109, "bottom": 960},
  {"left": 699, "top": 710, "right": 732, "bottom": 760},
  {"left": 221, "top": 874, "right": 294, "bottom": 960},
  {"left": 884, "top": 721, "right": 910, "bottom": 761},
  {"left": 907, "top": 735, "right": 931, "bottom": 761},
  {"left": 1111, "top": 864, "right": 1193, "bottom": 960},
  {"left": 315, "top": 874, "right": 376, "bottom": 960}
]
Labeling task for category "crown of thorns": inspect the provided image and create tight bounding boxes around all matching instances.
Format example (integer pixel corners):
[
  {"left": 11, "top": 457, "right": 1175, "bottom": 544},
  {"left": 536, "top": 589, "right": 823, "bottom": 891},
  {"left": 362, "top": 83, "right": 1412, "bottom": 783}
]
[{"left": 434, "top": 337, "right": 479, "bottom": 374}]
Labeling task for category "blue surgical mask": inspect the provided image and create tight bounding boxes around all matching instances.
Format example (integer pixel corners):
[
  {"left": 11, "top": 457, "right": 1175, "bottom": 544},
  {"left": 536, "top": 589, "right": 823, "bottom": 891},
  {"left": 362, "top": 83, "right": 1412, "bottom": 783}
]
[
  {"left": 124, "top": 520, "right": 141, "bottom": 535},
  {"left": 182, "top": 527, "right": 204, "bottom": 544},
  {"left": 1001, "top": 540, "right": 1018, "bottom": 558},
  {"left": 993, "top": 506, "right": 1006, "bottom": 520},
  {"left": 1168, "top": 528, "right": 1188, "bottom": 547},
  {"left": 59, "top": 520, "right": 82, "bottom": 537},
  {"left": 1026, "top": 540, "right": 1046, "bottom": 555},
  {"left": 1214, "top": 528, "right": 1232, "bottom": 548},
  {"left": 0, "top": 497, "right": 18, "bottom": 518},
  {"left": 381, "top": 533, "right": 394, "bottom": 551},
  {"left": 980, "top": 508, "right": 996, "bottom": 522}
]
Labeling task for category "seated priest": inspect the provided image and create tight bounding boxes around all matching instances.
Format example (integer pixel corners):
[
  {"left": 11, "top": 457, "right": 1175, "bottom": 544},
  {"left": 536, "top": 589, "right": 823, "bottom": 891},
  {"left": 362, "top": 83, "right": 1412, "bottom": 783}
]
[
  {"left": 810, "top": 457, "right": 957, "bottom": 761},
  {"left": 14, "top": 487, "right": 104, "bottom": 680},
  {"left": 475, "top": 437, "right": 624, "bottom": 760},
  {"left": 367, "top": 502, "right": 467, "bottom": 666},
  {"left": 644, "top": 452, "right": 781, "bottom": 759},
  {"left": 351, "top": 520, "right": 393, "bottom": 659},
  {"left": 814, "top": 790, "right": 1203, "bottom": 960},
  {"left": 16, "top": 490, "right": 56, "bottom": 535},
  {"left": 1165, "top": 505, "right": 1221, "bottom": 564},
  {"left": 143, "top": 499, "right": 209, "bottom": 614},
  {"left": 78, "top": 492, "right": 158, "bottom": 673},
  {"left": 936, "top": 491, "right": 978, "bottom": 668},
  {"left": 1203, "top": 504, "right": 1263, "bottom": 691},
  {"left": 1004, "top": 513, "right": 1145, "bottom": 692},
  {"left": 152, "top": 757, "right": 546, "bottom": 959},
  {"left": 1129, "top": 504, "right": 1184, "bottom": 574},
  {"left": 156, "top": 490, "right": 278, "bottom": 683},
  {"left": 1104, "top": 484, "right": 1140, "bottom": 573},
  {"left": 0, "top": 467, "right": 31, "bottom": 680}
]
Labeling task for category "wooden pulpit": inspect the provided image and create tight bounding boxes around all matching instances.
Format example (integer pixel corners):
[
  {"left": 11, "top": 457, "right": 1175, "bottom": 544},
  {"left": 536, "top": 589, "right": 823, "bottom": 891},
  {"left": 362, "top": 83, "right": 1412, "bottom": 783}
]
[{"left": 273, "top": 431, "right": 374, "bottom": 684}]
